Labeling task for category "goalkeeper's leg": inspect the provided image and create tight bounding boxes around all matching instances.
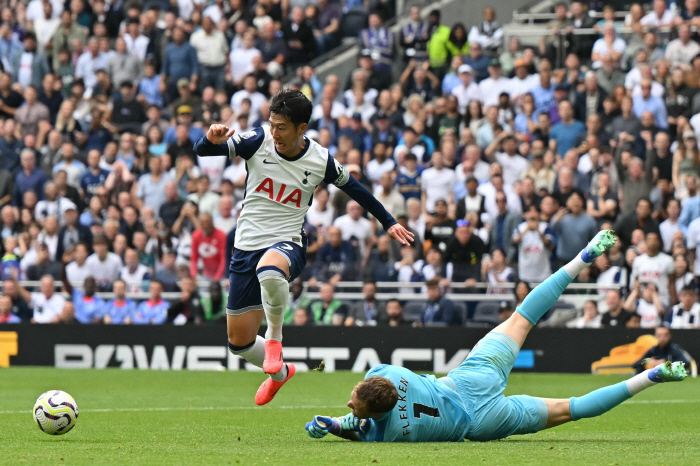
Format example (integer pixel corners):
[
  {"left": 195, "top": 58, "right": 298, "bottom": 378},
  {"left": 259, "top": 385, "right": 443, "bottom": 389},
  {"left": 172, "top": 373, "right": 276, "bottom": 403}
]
[
  {"left": 538, "top": 361, "right": 687, "bottom": 430},
  {"left": 491, "top": 230, "right": 616, "bottom": 348}
]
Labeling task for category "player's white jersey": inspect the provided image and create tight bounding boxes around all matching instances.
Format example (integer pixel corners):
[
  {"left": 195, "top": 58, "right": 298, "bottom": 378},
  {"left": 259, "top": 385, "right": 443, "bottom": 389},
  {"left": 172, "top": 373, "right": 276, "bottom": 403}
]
[{"left": 226, "top": 126, "right": 350, "bottom": 251}]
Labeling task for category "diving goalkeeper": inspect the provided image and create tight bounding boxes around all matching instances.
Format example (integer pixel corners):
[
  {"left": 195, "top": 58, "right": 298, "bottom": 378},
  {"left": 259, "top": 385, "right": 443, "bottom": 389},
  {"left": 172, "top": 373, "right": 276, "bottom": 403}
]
[{"left": 305, "top": 231, "right": 687, "bottom": 442}]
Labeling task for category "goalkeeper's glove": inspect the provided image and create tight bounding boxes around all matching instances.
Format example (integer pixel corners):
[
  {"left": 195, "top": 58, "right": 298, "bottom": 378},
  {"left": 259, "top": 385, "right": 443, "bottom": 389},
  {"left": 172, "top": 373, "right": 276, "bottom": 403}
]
[{"left": 306, "top": 415, "right": 338, "bottom": 439}]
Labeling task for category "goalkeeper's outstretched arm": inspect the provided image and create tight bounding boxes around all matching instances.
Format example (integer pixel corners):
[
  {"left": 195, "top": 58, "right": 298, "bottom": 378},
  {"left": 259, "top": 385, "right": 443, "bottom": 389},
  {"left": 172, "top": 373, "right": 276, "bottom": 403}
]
[{"left": 305, "top": 414, "right": 366, "bottom": 441}]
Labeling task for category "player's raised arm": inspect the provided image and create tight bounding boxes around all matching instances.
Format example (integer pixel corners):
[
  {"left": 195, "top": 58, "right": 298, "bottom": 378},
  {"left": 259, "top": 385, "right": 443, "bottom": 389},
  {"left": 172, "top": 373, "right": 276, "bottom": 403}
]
[
  {"left": 193, "top": 124, "right": 234, "bottom": 157},
  {"left": 324, "top": 156, "right": 414, "bottom": 245}
]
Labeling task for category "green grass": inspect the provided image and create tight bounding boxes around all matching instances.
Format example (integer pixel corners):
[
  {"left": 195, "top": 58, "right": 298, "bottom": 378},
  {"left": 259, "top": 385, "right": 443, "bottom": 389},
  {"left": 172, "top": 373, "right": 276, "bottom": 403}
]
[{"left": 1, "top": 368, "right": 699, "bottom": 466}]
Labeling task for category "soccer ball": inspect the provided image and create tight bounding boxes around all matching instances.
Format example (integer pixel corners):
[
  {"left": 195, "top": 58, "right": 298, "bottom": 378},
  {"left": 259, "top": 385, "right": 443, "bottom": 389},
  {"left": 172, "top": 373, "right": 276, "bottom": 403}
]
[{"left": 33, "top": 390, "right": 79, "bottom": 435}]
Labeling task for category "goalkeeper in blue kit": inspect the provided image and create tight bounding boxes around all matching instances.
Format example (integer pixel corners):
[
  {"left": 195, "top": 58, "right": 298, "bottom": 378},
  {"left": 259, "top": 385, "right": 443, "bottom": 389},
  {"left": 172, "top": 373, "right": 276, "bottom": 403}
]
[{"left": 306, "top": 231, "right": 688, "bottom": 442}]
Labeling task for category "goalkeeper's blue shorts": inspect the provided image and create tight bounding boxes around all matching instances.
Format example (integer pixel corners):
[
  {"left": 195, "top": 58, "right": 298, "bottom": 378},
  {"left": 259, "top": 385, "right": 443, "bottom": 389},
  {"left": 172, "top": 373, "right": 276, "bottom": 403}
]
[{"left": 447, "top": 332, "right": 549, "bottom": 441}]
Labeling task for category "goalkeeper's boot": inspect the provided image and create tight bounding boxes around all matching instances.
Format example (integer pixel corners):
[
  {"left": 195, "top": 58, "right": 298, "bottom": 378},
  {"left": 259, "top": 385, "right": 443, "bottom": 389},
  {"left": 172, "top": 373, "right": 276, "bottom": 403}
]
[
  {"left": 263, "top": 340, "right": 284, "bottom": 374},
  {"left": 648, "top": 361, "right": 687, "bottom": 383},
  {"left": 580, "top": 230, "right": 616, "bottom": 263},
  {"left": 255, "top": 363, "right": 296, "bottom": 406}
]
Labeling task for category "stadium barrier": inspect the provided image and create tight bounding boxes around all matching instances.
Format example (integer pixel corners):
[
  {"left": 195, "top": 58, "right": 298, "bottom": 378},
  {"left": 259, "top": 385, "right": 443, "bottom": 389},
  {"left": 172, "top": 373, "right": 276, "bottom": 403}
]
[{"left": 1, "top": 324, "right": 697, "bottom": 374}]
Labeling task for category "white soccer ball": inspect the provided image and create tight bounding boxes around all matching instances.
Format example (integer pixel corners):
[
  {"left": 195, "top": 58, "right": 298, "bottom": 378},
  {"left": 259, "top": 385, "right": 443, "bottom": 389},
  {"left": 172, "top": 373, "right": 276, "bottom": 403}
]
[{"left": 33, "top": 390, "right": 79, "bottom": 435}]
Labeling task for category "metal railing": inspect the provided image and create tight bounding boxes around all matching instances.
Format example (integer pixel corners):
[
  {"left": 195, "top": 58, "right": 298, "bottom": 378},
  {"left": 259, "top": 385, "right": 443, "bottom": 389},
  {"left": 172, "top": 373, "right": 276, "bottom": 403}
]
[
  {"left": 2, "top": 280, "right": 621, "bottom": 304},
  {"left": 512, "top": 11, "right": 629, "bottom": 25}
]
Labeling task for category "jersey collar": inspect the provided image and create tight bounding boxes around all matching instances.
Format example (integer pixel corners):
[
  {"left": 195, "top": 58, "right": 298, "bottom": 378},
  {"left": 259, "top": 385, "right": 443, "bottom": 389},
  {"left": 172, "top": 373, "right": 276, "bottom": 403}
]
[{"left": 275, "top": 136, "right": 310, "bottom": 162}]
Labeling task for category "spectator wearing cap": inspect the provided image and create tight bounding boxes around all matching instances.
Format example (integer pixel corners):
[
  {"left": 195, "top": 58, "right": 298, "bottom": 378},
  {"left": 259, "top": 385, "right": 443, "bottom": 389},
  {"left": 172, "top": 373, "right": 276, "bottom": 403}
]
[
  {"left": 450, "top": 64, "right": 482, "bottom": 116},
  {"left": 360, "top": 13, "right": 394, "bottom": 73},
  {"left": 11, "top": 32, "right": 49, "bottom": 90},
  {"left": 56, "top": 202, "right": 92, "bottom": 261},
  {"left": 162, "top": 27, "right": 199, "bottom": 103},
  {"left": 75, "top": 37, "right": 108, "bottom": 97},
  {"left": 190, "top": 16, "right": 229, "bottom": 92},
  {"left": 282, "top": 6, "right": 316, "bottom": 68},
  {"left": 111, "top": 81, "right": 147, "bottom": 134},
  {"left": 479, "top": 58, "right": 510, "bottom": 108},
  {"left": 463, "top": 42, "right": 490, "bottom": 83}
]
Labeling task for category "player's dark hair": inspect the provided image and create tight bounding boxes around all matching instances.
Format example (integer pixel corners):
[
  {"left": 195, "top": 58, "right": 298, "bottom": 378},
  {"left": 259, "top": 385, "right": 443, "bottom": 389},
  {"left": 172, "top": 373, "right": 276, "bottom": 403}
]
[
  {"left": 681, "top": 285, "right": 697, "bottom": 294},
  {"left": 269, "top": 89, "right": 312, "bottom": 128},
  {"left": 355, "top": 377, "right": 399, "bottom": 414}
]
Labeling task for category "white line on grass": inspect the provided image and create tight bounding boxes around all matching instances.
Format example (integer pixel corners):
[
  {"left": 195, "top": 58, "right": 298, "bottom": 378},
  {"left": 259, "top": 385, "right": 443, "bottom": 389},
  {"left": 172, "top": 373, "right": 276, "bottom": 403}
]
[
  {"left": 0, "top": 405, "right": 341, "bottom": 415},
  {"left": 3, "top": 400, "right": 697, "bottom": 415}
]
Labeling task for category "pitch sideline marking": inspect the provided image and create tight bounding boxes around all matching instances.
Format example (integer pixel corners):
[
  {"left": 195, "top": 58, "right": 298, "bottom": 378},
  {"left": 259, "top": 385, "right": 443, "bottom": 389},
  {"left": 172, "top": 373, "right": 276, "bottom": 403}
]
[{"left": 3, "top": 400, "right": 698, "bottom": 415}]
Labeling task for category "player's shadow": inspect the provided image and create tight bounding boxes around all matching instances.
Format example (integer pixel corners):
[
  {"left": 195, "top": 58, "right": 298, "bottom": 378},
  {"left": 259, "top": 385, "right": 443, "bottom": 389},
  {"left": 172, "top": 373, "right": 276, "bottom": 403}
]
[{"left": 502, "top": 439, "right": 641, "bottom": 444}]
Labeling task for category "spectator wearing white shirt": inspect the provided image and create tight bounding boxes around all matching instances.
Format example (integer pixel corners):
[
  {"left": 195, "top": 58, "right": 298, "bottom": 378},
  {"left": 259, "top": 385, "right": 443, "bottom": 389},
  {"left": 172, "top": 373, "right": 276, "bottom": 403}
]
[
  {"left": 591, "top": 23, "right": 626, "bottom": 69},
  {"left": 123, "top": 18, "right": 149, "bottom": 61},
  {"left": 624, "top": 281, "right": 665, "bottom": 329},
  {"left": 451, "top": 64, "right": 482, "bottom": 115},
  {"left": 213, "top": 196, "right": 237, "bottom": 235},
  {"left": 366, "top": 142, "right": 396, "bottom": 188},
  {"left": 660, "top": 199, "right": 681, "bottom": 253},
  {"left": 229, "top": 31, "right": 261, "bottom": 86},
  {"left": 188, "top": 175, "right": 221, "bottom": 217},
  {"left": 307, "top": 187, "right": 335, "bottom": 230},
  {"left": 478, "top": 58, "right": 510, "bottom": 107},
  {"left": 421, "top": 151, "right": 455, "bottom": 214},
  {"left": 65, "top": 243, "right": 91, "bottom": 285},
  {"left": 74, "top": 37, "right": 108, "bottom": 97},
  {"left": 86, "top": 235, "right": 124, "bottom": 291},
  {"left": 569, "top": 300, "right": 602, "bottom": 328},
  {"left": 665, "top": 24, "right": 700, "bottom": 68},
  {"left": 13, "top": 274, "right": 66, "bottom": 324},
  {"left": 120, "top": 248, "right": 151, "bottom": 293},
  {"left": 508, "top": 59, "right": 539, "bottom": 105},
  {"left": 491, "top": 134, "right": 528, "bottom": 187},
  {"left": 333, "top": 200, "right": 375, "bottom": 260},
  {"left": 375, "top": 172, "right": 406, "bottom": 218},
  {"left": 190, "top": 16, "right": 229, "bottom": 91},
  {"left": 666, "top": 285, "right": 700, "bottom": 328},
  {"left": 630, "top": 232, "right": 676, "bottom": 307},
  {"left": 640, "top": 0, "right": 676, "bottom": 28},
  {"left": 230, "top": 75, "right": 267, "bottom": 122}
]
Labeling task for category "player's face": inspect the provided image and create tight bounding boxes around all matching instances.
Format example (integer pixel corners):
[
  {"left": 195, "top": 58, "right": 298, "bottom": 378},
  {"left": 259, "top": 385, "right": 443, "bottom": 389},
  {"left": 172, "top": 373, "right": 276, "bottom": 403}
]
[
  {"left": 347, "top": 389, "right": 372, "bottom": 419},
  {"left": 269, "top": 113, "right": 306, "bottom": 156}
]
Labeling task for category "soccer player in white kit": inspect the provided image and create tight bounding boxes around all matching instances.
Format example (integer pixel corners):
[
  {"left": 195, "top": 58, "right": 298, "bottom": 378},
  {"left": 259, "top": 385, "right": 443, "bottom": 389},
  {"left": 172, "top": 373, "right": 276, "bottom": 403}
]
[{"left": 194, "top": 90, "right": 413, "bottom": 405}]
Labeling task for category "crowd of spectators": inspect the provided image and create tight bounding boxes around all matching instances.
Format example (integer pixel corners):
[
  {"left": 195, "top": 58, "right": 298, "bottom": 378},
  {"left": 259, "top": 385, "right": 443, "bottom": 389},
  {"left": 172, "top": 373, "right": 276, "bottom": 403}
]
[{"left": 3, "top": 0, "right": 700, "bottom": 331}]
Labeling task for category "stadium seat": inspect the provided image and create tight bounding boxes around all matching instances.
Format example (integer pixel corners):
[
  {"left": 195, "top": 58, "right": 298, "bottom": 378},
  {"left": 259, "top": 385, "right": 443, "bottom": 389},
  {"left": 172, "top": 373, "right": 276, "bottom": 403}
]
[
  {"left": 454, "top": 302, "right": 467, "bottom": 325},
  {"left": 536, "top": 301, "right": 576, "bottom": 327},
  {"left": 341, "top": 8, "right": 368, "bottom": 39},
  {"left": 402, "top": 301, "right": 425, "bottom": 323},
  {"left": 471, "top": 302, "right": 500, "bottom": 326}
]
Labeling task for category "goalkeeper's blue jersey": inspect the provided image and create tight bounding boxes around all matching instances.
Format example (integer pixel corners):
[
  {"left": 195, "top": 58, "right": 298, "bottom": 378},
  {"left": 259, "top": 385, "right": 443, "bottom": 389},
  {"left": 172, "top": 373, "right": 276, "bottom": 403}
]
[{"left": 357, "top": 365, "right": 470, "bottom": 442}]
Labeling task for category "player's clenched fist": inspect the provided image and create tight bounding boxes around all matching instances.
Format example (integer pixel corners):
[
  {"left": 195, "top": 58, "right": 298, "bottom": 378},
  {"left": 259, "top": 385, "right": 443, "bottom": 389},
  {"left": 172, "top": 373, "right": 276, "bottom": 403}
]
[
  {"left": 206, "top": 124, "right": 235, "bottom": 144},
  {"left": 305, "top": 415, "right": 335, "bottom": 438}
]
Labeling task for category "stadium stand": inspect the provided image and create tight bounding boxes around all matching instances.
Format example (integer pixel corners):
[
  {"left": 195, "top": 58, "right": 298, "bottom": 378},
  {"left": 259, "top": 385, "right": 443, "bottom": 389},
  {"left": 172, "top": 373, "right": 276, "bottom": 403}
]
[{"left": 2, "top": 0, "right": 700, "bottom": 332}]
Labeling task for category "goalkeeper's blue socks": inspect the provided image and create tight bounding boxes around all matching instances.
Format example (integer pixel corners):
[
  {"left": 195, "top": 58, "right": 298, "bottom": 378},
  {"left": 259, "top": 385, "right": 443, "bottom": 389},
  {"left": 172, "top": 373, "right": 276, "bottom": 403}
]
[
  {"left": 569, "top": 381, "right": 631, "bottom": 421},
  {"left": 570, "top": 363, "right": 687, "bottom": 421},
  {"left": 516, "top": 231, "right": 616, "bottom": 326},
  {"left": 515, "top": 269, "right": 573, "bottom": 325}
]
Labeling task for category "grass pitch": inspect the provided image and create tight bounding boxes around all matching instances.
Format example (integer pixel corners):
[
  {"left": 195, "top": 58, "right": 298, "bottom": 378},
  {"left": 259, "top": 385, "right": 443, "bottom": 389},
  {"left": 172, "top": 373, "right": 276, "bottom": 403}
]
[{"left": 1, "top": 368, "right": 699, "bottom": 466}]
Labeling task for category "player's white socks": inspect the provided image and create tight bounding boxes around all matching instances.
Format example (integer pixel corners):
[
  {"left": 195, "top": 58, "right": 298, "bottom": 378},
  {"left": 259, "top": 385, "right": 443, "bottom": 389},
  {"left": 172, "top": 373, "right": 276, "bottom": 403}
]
[
  {"left": 258, "top": 270, "right": 289, "bottom": 342},
  {"left": 563, "top": 254, "right": 589, "bottom": 279},
  {"left": 270, "top": 364, "right": 288, "bottom": 382},
  {"left": 626, "top": 370, "right": 657, "bottom": 395},
  {"left": 228, "top": 335, "right": 265, "bottom": 368}
]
